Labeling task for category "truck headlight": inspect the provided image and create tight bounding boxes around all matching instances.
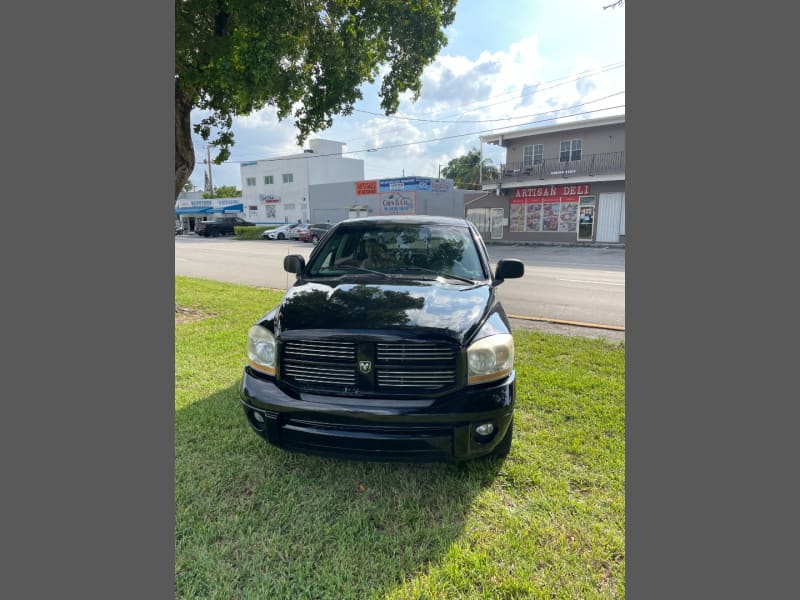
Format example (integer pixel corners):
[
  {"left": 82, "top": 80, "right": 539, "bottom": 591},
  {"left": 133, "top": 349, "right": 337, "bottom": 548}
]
[
  {"left": 467, "top": 333, "right": 514, "bottom": 385},
  {"left": 247, "top": 325, "right": 276, "bottom": 376}
]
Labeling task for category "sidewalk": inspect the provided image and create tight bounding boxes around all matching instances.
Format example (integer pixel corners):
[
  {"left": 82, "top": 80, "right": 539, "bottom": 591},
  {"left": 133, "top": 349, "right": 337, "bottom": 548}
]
[{"left": 486, "top": 240, "right": 625, "bottom": 249}]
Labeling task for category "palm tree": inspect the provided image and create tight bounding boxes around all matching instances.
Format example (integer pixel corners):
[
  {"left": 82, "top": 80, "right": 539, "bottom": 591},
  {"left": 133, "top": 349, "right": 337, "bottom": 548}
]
[{"left": 440, "top": 148, "right": 498, "bottom": 190}]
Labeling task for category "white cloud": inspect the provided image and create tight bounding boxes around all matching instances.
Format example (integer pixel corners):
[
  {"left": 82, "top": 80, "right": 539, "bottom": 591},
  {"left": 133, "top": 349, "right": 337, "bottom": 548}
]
[{"left": 189, "top": 26, "right": 624, "bottom": 188}]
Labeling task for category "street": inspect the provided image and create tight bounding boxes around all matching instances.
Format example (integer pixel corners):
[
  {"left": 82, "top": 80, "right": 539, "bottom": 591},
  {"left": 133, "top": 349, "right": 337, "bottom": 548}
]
[{"left": 175, "top": 235, "right": 625, "bottom": 339}]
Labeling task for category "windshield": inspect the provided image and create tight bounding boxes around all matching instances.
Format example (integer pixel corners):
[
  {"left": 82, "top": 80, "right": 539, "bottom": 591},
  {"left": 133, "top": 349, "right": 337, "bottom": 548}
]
[{"left": 306, "top": 223, "right": 488, "bottom": 281}]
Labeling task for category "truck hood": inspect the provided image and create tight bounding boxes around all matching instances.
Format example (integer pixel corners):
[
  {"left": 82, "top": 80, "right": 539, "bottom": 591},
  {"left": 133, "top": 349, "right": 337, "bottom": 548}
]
[{"left": 276, "top": 278, "right": 494, "bottom": 343}]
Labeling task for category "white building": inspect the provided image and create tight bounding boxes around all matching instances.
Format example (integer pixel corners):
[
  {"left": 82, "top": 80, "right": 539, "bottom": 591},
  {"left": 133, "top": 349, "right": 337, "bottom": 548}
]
[{"left": 240, "top": 139, "right": 365, "bottom": 225}]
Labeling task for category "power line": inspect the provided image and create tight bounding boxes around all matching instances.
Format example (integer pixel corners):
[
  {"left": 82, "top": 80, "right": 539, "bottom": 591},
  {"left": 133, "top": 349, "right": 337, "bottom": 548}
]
[
  {"left": 352, "top": 91, "right": 623, "bottom": 124},
  {"left": 353, "top": 62, "right": 625, "bottom": 123},
  {"left": 213, "top": 104, "right": 624, "bottom": 165},
  {"left": 195, "top": 61, "right": 625, "bottom": 159}
]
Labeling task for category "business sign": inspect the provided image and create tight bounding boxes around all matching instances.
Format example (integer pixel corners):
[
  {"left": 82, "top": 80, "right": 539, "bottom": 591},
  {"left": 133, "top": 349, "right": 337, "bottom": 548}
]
[
  {"left": 509, "top": 184, "right": 590, "bottom": 233},
  {"left": 377, "top": 177, "right": 432, "bottom": 193},
  {"left": 379, "top": 192, "right": 415, "bottom": 215},
  {"left": 511, "top": 184, "right": 590, "bottom": 199},
  {"left": 259, "top": 194, "right": 281, "bottom": 204},
  {"left": 355, "top": 180, "right": 378, "bottom": 195}
]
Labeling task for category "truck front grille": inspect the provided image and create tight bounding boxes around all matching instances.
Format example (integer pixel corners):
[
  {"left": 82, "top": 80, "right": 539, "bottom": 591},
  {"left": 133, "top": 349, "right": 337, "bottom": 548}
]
[{"left": 280, "top": 340, "right": 458, "bottom": 396}]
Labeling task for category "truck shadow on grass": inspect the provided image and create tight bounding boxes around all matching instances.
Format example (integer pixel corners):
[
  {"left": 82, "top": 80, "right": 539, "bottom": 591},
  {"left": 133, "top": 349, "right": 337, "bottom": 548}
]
[{"left": 176, "top": 383, "right": 503, "bottom": 599}]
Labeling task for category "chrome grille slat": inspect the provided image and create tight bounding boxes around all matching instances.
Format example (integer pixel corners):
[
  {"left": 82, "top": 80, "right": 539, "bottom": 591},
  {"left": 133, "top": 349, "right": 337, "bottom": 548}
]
[
  {"left": 284, "top": 373, "right": 355, "bottom": 385},
  {"left": 376, "top": 343, "right": 455, "bottom": 362},
  {"left": 283, "top": 341, "right": 356, "bottom": 362},
  {"left": 284, "top": 365, "right": 356, "bottom": 376},
  {"left": 377, "top": 369, "right": 455, "bottom": 389},
  {"left": 283, "top": 361, "right": 356, "bottom": 386},
  {"left": 284, "top": 349, "right": 354, "bottom": 359}
]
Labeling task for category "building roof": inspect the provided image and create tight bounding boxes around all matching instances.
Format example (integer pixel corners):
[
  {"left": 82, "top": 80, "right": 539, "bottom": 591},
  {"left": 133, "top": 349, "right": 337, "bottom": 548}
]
[{"left": 481, "top": 114, "right": 625, "bottom": 146}]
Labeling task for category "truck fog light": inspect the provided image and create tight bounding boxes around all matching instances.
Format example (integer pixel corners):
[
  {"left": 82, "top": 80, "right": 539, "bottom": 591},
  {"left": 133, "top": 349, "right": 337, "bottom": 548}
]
[
  {"left": 248, "top": 410, "right": 266, "bottom": 431},
  {"left": 476, "top": 423, "right": 494, "bottom": 436}
]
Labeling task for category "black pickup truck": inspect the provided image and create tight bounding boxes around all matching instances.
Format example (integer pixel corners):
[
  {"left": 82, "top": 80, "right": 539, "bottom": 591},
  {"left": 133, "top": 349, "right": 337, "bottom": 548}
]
[
  {"left": 195, "top": 216, "right": 255, "bottom": 237},
  {"left": 239, "top": 215, "right": 525, "bottom": 462}
]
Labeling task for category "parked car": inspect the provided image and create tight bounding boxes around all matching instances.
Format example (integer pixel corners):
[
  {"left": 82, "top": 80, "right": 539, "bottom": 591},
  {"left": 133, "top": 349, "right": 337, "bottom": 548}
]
[
  {"left": 239, "top": 215, "right": 525, "bottom": 462},
  {"left": 262, "top": 224, "right": 294, "bottom": 240},
  {"left": 308, "top": 222, "right": 333, "bottom": 244},
  {"left": 195, "top": 216, "right": 254, "bottom": 237},
  {"left": 288, "top": 223, "right": 310, "bottom": 240},
  {"left": 297, "top": 226, "right": 312, "bottom": 243},
  {"left": 175, "top": 221, "right": 184, "bottom": 235}
]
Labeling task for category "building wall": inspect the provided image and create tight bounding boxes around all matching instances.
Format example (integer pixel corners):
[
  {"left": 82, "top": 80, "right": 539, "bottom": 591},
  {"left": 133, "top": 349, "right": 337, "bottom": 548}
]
[
  {"left": 240, "top": 139, "right": 364, "bottom": 224},
  {"left": 308, "top": 181, "right": 359, "bottom": 224},
  {"left": 308, "top": 177, "right": 466, "bottom": 224},
  {"left": 466, "top": 180, "right": 625, "bottom": 243},
  {"left": 503, "top": 122, "right": 625, "bottom": 164},
  {"left": 308, "top": 155, "right": 364, "bottom": 186}
]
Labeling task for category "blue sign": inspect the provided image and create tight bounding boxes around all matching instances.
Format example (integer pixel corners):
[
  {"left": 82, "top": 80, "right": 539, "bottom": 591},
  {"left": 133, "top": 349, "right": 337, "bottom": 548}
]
[{"left": 378, "top": 177, "right": 432, "bottom": 193}]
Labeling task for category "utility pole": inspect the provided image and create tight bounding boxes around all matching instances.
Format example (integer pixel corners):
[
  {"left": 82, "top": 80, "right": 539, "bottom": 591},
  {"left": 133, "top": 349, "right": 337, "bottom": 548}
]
[
  {"left": 206, "top": 146, "right": 214, "bottom": 196},
  {"left": 479, "top": 144, "right": 483, "bottom": 187}
]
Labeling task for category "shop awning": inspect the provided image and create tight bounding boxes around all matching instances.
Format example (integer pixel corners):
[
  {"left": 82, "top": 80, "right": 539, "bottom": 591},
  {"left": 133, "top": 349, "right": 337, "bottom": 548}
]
[{"left": 175, "top": 203, "right": 243, "bottom": 216}]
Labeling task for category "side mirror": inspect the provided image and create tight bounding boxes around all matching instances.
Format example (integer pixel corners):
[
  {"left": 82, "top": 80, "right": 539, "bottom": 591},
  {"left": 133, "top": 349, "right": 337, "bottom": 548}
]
[
  {"left": 494, "top": 258, "right": 524, "bottom": 285},
  {"left": 284, "top": 255, "right": 306, "bottom": 274}
]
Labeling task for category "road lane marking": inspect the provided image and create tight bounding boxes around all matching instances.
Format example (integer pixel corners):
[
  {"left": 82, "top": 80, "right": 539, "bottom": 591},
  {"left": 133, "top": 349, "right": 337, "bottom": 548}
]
[{"left": 556, "top": 278, "right": 625, "bottom": 286}]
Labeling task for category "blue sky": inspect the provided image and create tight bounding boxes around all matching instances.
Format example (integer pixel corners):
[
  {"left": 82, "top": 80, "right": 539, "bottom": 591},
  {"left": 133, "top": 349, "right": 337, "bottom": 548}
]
[{"left": 187, "top": 0, "right": 625, "bottom": 191}]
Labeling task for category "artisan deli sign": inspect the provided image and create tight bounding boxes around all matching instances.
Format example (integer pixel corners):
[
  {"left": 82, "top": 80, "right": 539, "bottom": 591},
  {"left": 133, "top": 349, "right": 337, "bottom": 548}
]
[{"left": 512, "top": 184, "right": 590, "bottom": 199}]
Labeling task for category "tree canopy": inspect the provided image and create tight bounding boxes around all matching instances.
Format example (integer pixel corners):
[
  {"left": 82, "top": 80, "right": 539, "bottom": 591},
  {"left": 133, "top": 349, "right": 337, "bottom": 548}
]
[
  {"left": 175, "top": 0, "right": 457, "bottom": 198},
  {"left": 440, "top": 148, "right": 498, "bottom": 190},
  {"left": 202, "top": 185, "right": 241, "bottom": 199}
]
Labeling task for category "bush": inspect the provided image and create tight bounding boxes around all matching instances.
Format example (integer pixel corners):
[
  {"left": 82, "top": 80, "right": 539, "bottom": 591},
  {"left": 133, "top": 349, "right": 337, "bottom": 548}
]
[{"left": 234, "top": 226, "right": 268, "bottom": 240}]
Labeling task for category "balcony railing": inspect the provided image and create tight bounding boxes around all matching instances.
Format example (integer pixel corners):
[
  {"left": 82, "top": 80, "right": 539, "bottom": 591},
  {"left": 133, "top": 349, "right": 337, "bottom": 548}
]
[{"left": 482, "top": 151, "right": 625, "bottom": 186}]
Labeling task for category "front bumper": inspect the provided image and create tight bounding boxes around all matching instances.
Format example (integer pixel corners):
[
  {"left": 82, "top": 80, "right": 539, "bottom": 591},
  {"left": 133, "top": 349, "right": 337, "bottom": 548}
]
[{"left": 239, "top": 368, "right": 515, "bottom": 462}]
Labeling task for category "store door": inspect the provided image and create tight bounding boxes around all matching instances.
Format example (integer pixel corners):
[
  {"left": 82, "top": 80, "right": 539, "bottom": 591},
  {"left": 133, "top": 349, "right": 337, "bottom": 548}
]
[
  {"left": 596, "top": 193, "right": 624, "bottom": 243},
  {"left": 490, "top": 208, "right": 504, "bottom": 239},
  {"left": 578, "top": 206, "right": 595, "bottom": 241}
]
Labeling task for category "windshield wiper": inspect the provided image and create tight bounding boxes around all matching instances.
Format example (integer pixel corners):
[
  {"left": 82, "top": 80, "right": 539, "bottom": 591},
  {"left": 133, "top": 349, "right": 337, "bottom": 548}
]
[
  {"left": 335, "top": 265, "right": 395, "bottom": 278},
  {"left": 392, "top": 266, "right": 477, "bottom": 285}
]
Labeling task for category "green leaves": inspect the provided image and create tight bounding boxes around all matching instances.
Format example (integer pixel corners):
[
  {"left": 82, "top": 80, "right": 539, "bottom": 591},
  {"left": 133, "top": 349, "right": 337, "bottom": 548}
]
[
  {"left": 176, "top": 1, "right": 457, "bottom": 197},
  {"left": 441, "top": 148, "right": 499, "bottom": 190}
]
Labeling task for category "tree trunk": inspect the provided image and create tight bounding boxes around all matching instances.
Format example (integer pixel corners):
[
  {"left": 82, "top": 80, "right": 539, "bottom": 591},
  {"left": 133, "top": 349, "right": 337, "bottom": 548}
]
[{"left": 175, "top": 88, "right": 195, "bottom": 199}]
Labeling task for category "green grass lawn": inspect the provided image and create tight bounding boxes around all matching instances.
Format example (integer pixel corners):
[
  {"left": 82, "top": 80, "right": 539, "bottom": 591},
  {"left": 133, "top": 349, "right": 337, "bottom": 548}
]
[{"left": 175, "top": 276, "right": 625, "bottom": 599}]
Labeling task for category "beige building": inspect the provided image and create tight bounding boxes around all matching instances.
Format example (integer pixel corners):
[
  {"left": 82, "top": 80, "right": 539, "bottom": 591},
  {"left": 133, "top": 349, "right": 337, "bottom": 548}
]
[{"left": 470, "top": 115, "right": 625, "bottom": 244}]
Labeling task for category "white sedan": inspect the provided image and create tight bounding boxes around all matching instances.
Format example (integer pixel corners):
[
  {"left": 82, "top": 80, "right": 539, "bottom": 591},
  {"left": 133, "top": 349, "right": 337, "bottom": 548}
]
[{"left": 262, "top": 224, "right": 294, "bottom": 240}]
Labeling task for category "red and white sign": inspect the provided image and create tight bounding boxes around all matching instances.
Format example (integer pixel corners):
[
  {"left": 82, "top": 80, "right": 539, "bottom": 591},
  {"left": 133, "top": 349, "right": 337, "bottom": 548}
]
[
  {"left": 511, "top": 184, "right": 590, "bottom": 201},
  {"left": 355, "top": 180, "right": 378, "bottom": 196}
]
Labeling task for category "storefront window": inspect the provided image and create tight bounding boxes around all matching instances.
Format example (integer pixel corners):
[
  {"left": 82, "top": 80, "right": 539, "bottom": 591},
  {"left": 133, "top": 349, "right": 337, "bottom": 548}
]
[
  {"left": 466, "top": 208, "right": 490, "bottom": 233},
  {"left": 509, "top": 185, "right": 589, "bottom": 233}
]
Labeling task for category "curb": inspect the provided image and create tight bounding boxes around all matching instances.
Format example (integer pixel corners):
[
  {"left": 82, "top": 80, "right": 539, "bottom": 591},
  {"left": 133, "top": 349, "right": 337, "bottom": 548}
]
[{"left": 507, "top": 314, "right": 625, "bottom": 331}]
